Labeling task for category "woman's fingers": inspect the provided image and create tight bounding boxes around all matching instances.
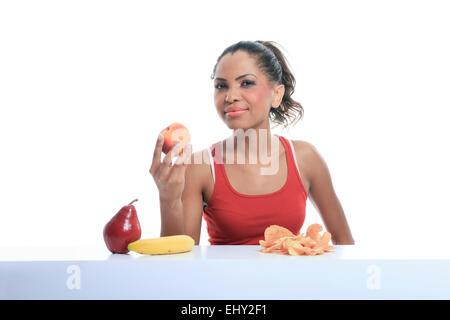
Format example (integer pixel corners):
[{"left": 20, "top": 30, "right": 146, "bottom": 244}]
[
  {"left": 165, "top": 143, "right": 192, "bottom": 180},
  {"left": 159, "top": 141, "right": 182, "bottom": 176},
  {"left": 171, "top": 143, "right": 192, "bottom": 180},
  {"left": 149, "top": 136, "right": 192, "bottom": 184},
  {"left": 175, "top": 143, "right": 191, "bottom": 165},
  {"left": 149, "top": 133, "right": 164, "bottom": 175}
]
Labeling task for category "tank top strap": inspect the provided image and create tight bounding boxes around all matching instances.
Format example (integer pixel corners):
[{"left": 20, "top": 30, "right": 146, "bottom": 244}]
[
  {"left": 210, "top": 140, "right": 225, "bottom": 183},
  {"left": 201, "top": 141, "right": 225, "bottom": 205},
  {"left": 276, "top": 134, "right": 308, "bottom": 198},
  {"left": 275, "top": 134, "right": 294, "bottom": 170}
]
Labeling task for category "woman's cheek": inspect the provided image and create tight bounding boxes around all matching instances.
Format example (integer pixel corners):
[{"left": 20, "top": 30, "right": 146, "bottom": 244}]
[
  {"left": 214, "top": 94, "right": 221, "bottom": 107},
  {"left": 252, "top": 84, "right": 272, "bottom": 105}
]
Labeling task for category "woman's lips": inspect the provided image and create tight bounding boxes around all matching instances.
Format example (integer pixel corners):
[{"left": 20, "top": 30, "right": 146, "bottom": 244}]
[{"left": 225, "top": 109, "right": 248, "bottom": 117}]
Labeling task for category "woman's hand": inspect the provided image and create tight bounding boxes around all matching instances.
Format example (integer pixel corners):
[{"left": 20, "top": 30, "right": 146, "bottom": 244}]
[{"left": 149, "top": 134, "right": 192, "bottom": 203}]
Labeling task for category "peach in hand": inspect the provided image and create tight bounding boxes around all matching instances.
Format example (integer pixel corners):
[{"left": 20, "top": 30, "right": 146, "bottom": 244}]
[{"left": 160, "top": 122, "right": 191, "bottom": 156}]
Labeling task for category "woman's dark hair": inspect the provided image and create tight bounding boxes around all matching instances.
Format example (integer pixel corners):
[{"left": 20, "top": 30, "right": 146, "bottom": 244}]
[{"left": 211, "top": 40, "right": 304, "bottom": 129}]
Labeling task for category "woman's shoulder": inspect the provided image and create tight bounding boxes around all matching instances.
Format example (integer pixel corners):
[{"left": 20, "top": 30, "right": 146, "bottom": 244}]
[
  {"left": 186, "top": 147, "right": 214, "bottom": 192},
  {"left": 290, "top": 139, "right": 317, "bottom": 157},
  {"left": 187, "top": 148, "right": 213, "bottom": 169},
  {"left": 290, "top": 139, "right": 322, "bottom": 169},
  {"left": 290, "top": 139, "right": 329, "bottom": 177}
]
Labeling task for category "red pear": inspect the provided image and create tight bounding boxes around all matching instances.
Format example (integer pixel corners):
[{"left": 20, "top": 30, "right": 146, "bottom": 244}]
[{"left": 103, "top": 199, "right": 141, "bottom": 254}]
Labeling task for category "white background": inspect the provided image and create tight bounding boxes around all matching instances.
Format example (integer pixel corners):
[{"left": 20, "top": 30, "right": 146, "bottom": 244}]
[{"left": 0, "top": 0, "right": 449, "bottom": 248}]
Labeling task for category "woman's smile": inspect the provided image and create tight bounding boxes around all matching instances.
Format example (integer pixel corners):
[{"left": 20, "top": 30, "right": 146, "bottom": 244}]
[{"left": 225, "top": 109, "right": 248, "bottom": 117}]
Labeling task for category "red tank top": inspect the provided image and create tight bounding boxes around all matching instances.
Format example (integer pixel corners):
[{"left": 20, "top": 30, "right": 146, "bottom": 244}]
[{"left": 202, "top": 134, "right": 308, "bottom": 245}]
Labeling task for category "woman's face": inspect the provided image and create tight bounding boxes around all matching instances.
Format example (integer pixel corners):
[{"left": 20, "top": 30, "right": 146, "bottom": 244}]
[{"left": 213, "top": 50, "right": 284, "bottom": 131}]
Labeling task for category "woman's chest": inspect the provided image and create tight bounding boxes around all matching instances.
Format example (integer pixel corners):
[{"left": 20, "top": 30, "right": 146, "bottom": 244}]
[{"left": 202, "top": 148, "right": 310, "bottom": 203}]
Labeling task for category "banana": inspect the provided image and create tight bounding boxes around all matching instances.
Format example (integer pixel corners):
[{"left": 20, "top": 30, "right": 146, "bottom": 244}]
[{"left": 128, "top": 235, "right": 195, "bottom": 255}]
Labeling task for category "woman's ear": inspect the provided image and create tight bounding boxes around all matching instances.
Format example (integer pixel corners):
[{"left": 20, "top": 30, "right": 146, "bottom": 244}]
[{"left": 271, "top": 84, "right": 285, "bottom": 108}]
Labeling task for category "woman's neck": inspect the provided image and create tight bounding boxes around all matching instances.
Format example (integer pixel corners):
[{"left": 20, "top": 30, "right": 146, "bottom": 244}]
[{"left": 224, "top": 128, "right": 280, "bottom": 166}]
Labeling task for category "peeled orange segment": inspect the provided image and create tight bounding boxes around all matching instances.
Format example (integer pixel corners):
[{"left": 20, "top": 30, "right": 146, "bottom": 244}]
[
  {"left": 281, "top": 238, "right": 292, "bottom": 251},
  {"left": 312, "top": 248, "right": 325, "bottom": 255},
  {"left": 285, "top": 239, "right": 303, "bottom": 252},
  {"left": 259, "top": 223, "right": 335, "bottom": 256},
  {"left": 298, "top": 236, "right": 317, "bottom": 248},
  {"left": 264, "top": 243, "right": 281, "bottom": 252},
  {"left": 282, "top": 238, "right": 300, "bottom": 251},
  {"left": 287, "top": 247, "right": 300, "bottom": 256},
  {"left": 272, "top": 248, "right": 288, "bottom": 255},
  {"left": 264, "top": 237, "right": 289, "bottom": 252},
  {"left": 318, "top": 231, "right": 332, "bottom": 247},
  {"left": 292, "top": 245, "right": 310, "bottom": 255},
  {"left": 264, "top": 225, "right": 295, "bottom": 246},
  {"left": 306, "top": 223, "right": 323, "bottom": 242}
]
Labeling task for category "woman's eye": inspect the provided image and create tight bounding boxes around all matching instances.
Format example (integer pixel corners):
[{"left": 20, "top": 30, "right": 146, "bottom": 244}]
[{"left": 214, "top": 80, "right": 254, "bottom": 90}]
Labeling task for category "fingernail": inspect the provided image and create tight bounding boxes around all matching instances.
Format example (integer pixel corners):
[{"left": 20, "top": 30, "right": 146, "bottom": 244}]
[{"left": 158, "top": 134, "right": 163, "bottom": 140}]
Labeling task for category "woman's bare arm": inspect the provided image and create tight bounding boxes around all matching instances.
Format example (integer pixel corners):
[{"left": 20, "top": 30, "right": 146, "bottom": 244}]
[
  {"left": 302, "top": 143, "right": 355, "bottom": 245},
  {"left": 179, "top": 150, "right": 207, "bottom": 245},
  {"left": 150, "top": 134, "right": 204, "bottom": 242}
]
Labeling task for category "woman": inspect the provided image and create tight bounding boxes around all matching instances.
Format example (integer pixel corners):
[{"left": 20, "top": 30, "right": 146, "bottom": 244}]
[{"left": 150, "top": 40, "right": 354, "bottom": 246}]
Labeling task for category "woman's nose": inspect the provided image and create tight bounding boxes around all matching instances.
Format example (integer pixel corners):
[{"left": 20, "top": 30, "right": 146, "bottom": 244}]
[
  {"left": 225, "top": 94, "right": 236, "bottom": 103},
  {"left": 225, "top": 88, "right": 239, "bottom": 103}
]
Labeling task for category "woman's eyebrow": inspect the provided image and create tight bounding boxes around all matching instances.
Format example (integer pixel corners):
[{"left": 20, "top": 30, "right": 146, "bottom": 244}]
[{"left": 214, "top": 73, "right": 256, "bottom": 81}]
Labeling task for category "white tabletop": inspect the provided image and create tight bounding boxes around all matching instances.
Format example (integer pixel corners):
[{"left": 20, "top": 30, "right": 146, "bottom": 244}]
[
  {"left": 0, "top": 243, "right": 449, "bottom": 261},
  {"left": 1, "top": 245, "right": 449, "bottom": 299}
]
